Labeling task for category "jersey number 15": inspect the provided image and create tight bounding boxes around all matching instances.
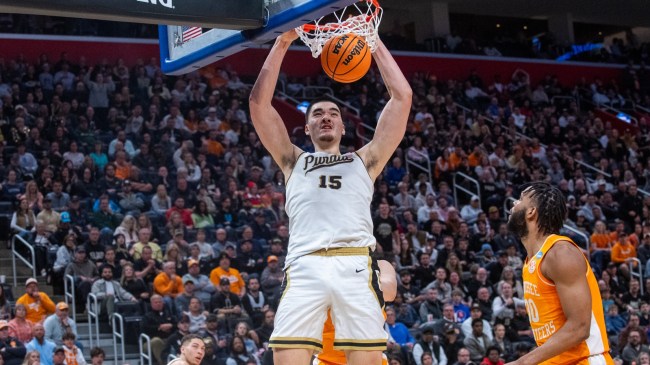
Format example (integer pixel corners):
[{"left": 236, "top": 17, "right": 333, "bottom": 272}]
[{"left": 318, "top": 175, "right": 342, "bottom": 190}]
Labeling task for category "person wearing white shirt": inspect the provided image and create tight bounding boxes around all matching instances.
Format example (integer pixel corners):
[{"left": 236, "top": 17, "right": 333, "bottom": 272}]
[
  {"left": 511, "top": 107, "right": 526, "bottom": 130},
  {"left": 161, "top": 106, "right": 187, "bottom": 131},
  {"left": 108, "top": 130, "right": 137, "bottom": 159},
  {"left": 204, "top": 107, "right": 221, "bottom": 130},
  {"left": 418, "top": 194, "right": 438, "bottom": 224},
  {"left": 460, "top": 196, "right": 483, "bottom": 225},
  {"left": 460, "top": 303, "right": 493, "bottom": 342}
]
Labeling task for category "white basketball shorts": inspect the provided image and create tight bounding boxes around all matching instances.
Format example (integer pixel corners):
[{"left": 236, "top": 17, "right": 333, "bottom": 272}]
[{"left": 269, "top": 247, "right": 387, "bottom": 352}]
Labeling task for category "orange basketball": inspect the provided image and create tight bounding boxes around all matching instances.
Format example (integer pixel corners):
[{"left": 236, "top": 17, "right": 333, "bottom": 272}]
[{"left": 321, "top": 33, "right": 371, "bottom": 83}]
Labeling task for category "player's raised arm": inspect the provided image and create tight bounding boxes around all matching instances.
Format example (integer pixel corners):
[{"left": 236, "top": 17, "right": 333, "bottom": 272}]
[
  {"left": 357, "top": 38, "right": 412, "bottom": 181},
  {"left": 249, "top": 30, "right": 303, "bottom": 175}
]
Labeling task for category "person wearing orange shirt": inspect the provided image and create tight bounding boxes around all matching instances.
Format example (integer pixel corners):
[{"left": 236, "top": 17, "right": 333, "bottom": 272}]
[
  {"left": 611, "top": 233, "right": 637, "bottom": 265},
  {"left": 506, "top": 182, "right": 612, "bottom": 365},
  {"left": 113, "top": 150, "right": 132, "bottom": 181},
  {"left": 590, "top": 220, "right": 614, "bottom": 275},
  {"left": 154, "top": 261, "right": 184, "bottom": 312},
  {"left": 16, "top": 278, "right": 55, "bottom": 324},
  {"left": 210, "top": 253, "right": 245, "bottom": 297},
  {"left": 611, "top": 233, "right": 637, "bottom": 282}
]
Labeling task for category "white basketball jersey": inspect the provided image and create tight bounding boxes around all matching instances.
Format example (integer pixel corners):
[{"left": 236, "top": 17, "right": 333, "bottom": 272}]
[{"left": 284, "top": 151, "right": 375, "bottom": 266}]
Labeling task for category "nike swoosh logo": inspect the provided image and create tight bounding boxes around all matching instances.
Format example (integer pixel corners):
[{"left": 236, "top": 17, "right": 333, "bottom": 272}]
[{"left": 355, "top": 268, "right": 366, "bottom": 273}]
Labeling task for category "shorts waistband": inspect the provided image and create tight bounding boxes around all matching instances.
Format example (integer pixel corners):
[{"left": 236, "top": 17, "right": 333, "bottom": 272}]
[{"left": 308, "top": 247, "right": 370, "bottom": 256}]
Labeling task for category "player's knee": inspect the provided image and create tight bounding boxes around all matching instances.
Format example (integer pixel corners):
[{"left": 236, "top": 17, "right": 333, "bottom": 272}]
[
  {"left": 273, "top": 348, "right": 314, "bottom": 365},
  {"left": 378, "top": 260, "right": 397, "bottom": 301},
  {"left": 345, "top": 350, "right": 384, "bottom": 365}
]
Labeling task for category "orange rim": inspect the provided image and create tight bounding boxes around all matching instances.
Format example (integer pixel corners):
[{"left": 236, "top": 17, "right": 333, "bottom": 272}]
[{"left": 301, "top": 0, "right": 381, "bottom": 33}]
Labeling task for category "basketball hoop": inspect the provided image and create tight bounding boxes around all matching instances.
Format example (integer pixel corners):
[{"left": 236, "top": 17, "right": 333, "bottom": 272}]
[{"left": 296, "top": 0, "right": 382, "bottom": 58}]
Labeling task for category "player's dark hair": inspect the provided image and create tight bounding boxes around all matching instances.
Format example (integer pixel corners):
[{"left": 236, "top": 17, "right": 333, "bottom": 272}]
[
  {"left": 181, "top": 333, "right": 204, "bottom": 347},
  {"left": 521, "top": 182, "right": 567, "bottom": 236},
  {"left": 90, "top": 347, "right": 105, "bottom": 358},
  {"left": 305, "top": 95, "right": 342, "bottom": 123},
  {"left": 485, "top": 345, "right": 501, "bottom": 356}
]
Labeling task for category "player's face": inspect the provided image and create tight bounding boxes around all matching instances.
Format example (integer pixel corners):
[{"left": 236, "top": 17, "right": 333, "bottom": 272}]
[
  {"left": 306, "top": 101, "right": 343, "bottom": 144},
  {"left": 507, "top": 190, "right": 531, "bottom": 238},
  {"left": 181, "top": 339, "right": 206, "bottom": 365}
]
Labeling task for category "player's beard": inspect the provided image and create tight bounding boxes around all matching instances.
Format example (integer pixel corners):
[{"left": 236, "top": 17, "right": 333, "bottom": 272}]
[{"left": 507, "top": 208, "right": 528, "bottom": 239}]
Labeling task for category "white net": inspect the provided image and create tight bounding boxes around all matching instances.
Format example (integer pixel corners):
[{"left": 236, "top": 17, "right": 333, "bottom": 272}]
[{"left": 295, "top": 0, "right": 382, "bottom": 58}]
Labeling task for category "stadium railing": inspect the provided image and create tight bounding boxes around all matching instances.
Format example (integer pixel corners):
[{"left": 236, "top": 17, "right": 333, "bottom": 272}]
[
  {"left": 453, "top": 172, "right": 481, "bottom": 210},
  {"left": 87, "top": 293, "right": 100, "bottom": 349},
  {"left": 404, "top": 148, "right": 432, "bottom": 183},
  {"left": 112, "top": 312, "right": 126, "bottom": 364},
  {"left": 63, "top": 274, "right": 76, "bottom": 322},
  {"left": 11, "top": 235, "right": 36, "bottom": 288},
  {"left": 140, "top": 333, "right": 153, "bottom": 365},
  {"left": 629, "top": 257, "right": 644, "bottom": 295}
]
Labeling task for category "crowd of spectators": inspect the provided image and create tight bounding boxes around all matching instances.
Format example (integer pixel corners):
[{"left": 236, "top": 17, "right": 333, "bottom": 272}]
[{"left": 2, "top": 29, "right": 650, "bottom": 365}]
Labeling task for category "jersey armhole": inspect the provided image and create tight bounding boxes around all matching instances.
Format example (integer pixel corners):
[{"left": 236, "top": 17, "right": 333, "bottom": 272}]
[
  {"left": 538, "top": 240, "right": 590, "bottom": 286},
  {"left": 354, "top": 151, "right": 374, "bottom": 184},
  {"left": 285, "top": 151, "right": 306, "bottom": 186}
]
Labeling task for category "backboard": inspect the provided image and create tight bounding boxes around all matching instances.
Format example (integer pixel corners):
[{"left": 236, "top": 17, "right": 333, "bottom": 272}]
[
  {"left": 0, "top": 0, "right": 266, "bottom": 30},
  {"left": 159, "top": 0, "right": 359, "bottom": 75}
]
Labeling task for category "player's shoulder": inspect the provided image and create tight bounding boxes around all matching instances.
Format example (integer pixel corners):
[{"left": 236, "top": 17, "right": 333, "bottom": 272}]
[{"left": 543, "top": 240, "right": 588, "bottom": 279}]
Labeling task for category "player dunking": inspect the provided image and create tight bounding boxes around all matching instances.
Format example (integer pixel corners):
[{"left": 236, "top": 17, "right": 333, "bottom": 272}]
[
  {"left": 506, "top": 182, "right": 612, "bottom": 365},
  {"left": 249, "top": 30, "right": 411, "bottom": 365}
]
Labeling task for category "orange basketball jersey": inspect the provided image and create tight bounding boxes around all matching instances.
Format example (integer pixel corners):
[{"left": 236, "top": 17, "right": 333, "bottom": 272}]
[
  {"left": 522, "top": 234, "right": 612, "bottom": 365},
  {"left": 315, "top": 310, "right": 388, "bottom": 365}
]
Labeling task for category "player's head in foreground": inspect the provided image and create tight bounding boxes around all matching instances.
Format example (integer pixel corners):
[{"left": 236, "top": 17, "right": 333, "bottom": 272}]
[
  {"left": 508, "top": 181, "right": 567, "bottom": 240},
  {"left": 179, "top": 334, "right": 205, "bottom": 365}
]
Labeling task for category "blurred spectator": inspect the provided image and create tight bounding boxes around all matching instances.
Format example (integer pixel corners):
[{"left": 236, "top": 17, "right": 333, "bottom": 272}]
[
  {"left": 16, "top": 279, "right": 55, "bottom": 324},
  {"left": 25, "top": 324, "right": 56, "bottom": 365},
  {"left": 464, "top": 318, "right": 491, "bottom": 363},
  {"left": 622, "top": 329, "right": 650, "bottom": 364},
  {"left": 90, "top": 264, "right": 137, "bottom": 319},
  {"left": 120, "top": 262, "right": 150, "bottom": 302},
  {"left": 161, "top": 315, "right": 191, "bottom": 361},
  {"left": 241, "top": 277, "right": 268, "bottom": 328},
  {"left": 89, "top": 347, "right": 105, "bottom": 365},
  {"left": 61, "top": 332, "right": 85, "bottom": 365},
  {"left": 134, "top": 245, "right": 162, "bottom": 285},
  {"left": 182, "top": 259, "right": 216, "bottom": 305},
  {"left": 0, "top": 320, "right": 27, "bottom": 365},
  {"left": 210, "top": 253, "right": 245, "bottom": 297},
  {"left": 7, "top": 304, "right": 32, "bottom": 344},
  {"left": 210, "top": 278, "right": 246, "bottom": 327},
  {"left": 64, "top": 246, "right": 98, "bottom": 311},
  {"left": 142, "top": 295, "right": 176, "bottom": 365},
  {"left": 461, "top": 303, "right": 492, "bottom": 341},
  {"left": 43, "top": 302, "right": 77, "bottom": 346},
  {"left": 153, "top": 261, "right": 185, "bottom": 310},
  {"left": 132, "top": 228, "right": 163, "bottom": 261}
]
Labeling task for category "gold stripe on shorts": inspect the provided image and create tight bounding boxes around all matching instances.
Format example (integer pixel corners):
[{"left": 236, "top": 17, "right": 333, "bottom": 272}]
[
  {"left": 309, "top": 247, "right": 369, "bottom": 256},
  {"left": 269, "top": 336, "right": 323, "bottom": 352},
  {"left": 333, "top": 338, "right": 387, "bottom": 351}
]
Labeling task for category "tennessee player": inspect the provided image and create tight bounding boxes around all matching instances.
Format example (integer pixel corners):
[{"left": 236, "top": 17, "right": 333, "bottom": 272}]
[
  {"left": 315, "top": 260, "right": 396, "bottom": 365},
  {"left": 506, "top": 182, "right": 612, "bottom": 365}
]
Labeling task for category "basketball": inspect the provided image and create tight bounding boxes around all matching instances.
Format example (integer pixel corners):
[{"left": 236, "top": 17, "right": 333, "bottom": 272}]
[{"left": 321, "top": 33, "right": 372, "bottom": 83}]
